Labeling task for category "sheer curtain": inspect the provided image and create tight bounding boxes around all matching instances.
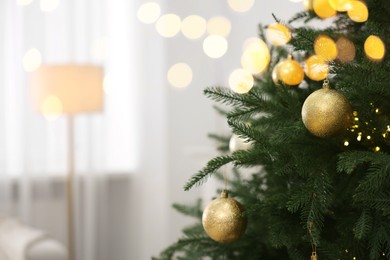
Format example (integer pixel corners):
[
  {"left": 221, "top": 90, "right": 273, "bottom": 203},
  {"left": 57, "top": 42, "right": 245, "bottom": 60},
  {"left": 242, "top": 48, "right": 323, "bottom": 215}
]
[{"left": 0, "top": 0, "right": 137, "bottom": 259}]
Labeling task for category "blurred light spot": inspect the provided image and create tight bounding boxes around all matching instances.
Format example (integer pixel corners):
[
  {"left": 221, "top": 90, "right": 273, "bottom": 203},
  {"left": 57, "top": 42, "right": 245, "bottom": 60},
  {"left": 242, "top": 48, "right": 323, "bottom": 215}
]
[
  {"left": 343, "top": 141, "right": 349, "bottom": 146},
  {"left": 304, "top": 55, "right": 329, "bottom": 81},
  {"left": 314, "top": 35, "right": 338, "bottom": 61},
  {"left": 336, "top": 37, "right": 356, "bottom": 63},
  {"left": 266, "top": 23, "right": 291, "bottom": 46},
  {"left": 23, "top": 48, "right": 42, "bottom": 72},
  {"left": 303, "top": 0, "right": 313, "bottom": 10},
  {"left": 242, "top": 37, "right": 260, "bottom": 51},
  {"left": 364, "top": 35, "right": 385, "bottom": 61},
  {"left": 91, "top": 37, "right": 109, "bottom": 63},
  {"left": 167, "top": 63, "right": 193, "bottom": 88},
  {"left": 227, "top": 0, "right": 255, "bottom": 13},
  {"left": 313, "top": 0, "right": 337, "bottom": 18},
  {"left": 137, "top": 2, "right": 161, "bottom": 24},
  {"left": 241, "top": 39, "right": 270, "bottom": 74},
  {"left": 40, "top": 0, "right": 60, "bottom": 12},
  {"left": 17, "top": 0, "right": 33, "bottom": 6},
  {"left": 181, "top": 15, "right": 206, "bottom": 40},
  {"left": 155, "top": 14, "right": 181, "bottom": 38},
  {"left": 41, "top": 95, "right": 63, "bottom": 120},
  {"left": 203, "top": 35, "right": 228, "bottom": 59},
  {"left": 229, "top": 69, "right": 254, "bottom": 94},
  {"left": 347, "top": 1, "right": 368, "bottom": 23},
  {"left": 328, "top": 0, "right": 351, "bottom": 12},
  {"left": 103, "top": 74, "right": 116, "bottom": 95},
  {"left": 207, "top": 16, "right": 231, "bottom": 37}
]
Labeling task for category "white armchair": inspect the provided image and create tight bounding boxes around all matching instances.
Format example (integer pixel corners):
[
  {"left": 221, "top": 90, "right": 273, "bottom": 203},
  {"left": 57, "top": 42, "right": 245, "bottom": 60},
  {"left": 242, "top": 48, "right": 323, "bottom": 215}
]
[
  {"left": 0, "top": 217, "right": 67, "bottom": 260},
  {"left": 26, "top": 239, "right": 67, "bottom": 260}
]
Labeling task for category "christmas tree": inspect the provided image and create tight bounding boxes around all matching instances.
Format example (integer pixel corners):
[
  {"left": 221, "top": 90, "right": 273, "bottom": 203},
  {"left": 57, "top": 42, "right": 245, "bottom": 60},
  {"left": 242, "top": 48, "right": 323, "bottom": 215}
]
[{"left": 155, "top": 0, "right": 390, "bottom": 259}]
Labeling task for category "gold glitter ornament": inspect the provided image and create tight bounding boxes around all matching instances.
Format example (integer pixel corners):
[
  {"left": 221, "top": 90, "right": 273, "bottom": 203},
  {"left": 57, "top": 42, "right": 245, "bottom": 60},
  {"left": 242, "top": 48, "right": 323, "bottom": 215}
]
[
  {"left": 202, "top": 190, "right": 247, "bottom": 243},
  {"left": 301, "top": 80, "right": 353, "bottom": 138}
]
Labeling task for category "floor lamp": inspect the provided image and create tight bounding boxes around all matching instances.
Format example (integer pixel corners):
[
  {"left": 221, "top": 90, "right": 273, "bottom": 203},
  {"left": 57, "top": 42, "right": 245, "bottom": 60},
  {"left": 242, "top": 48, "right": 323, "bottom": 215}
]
[{"left": 30, "top": 65, "right": 104, "bottom": 260}]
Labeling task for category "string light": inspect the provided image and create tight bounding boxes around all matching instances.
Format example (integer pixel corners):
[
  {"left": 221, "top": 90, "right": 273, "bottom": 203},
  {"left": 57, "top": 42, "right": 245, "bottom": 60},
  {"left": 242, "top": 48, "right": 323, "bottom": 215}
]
[
  {"left": 344, "top": 141, "right": 349, "bottom": 146},
  {"left": 364, "top": 35, "right": 386, "bottom": 61}
]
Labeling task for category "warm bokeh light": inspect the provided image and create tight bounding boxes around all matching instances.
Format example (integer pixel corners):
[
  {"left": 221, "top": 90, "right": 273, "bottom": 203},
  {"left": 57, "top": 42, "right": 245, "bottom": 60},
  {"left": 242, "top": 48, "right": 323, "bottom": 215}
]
[
  {"left": 241, "top": 39, "right": 270, "bottom": 74},
  {"left": 229, "top": 69, "right": 254, "bottom": 94},
  {"left": 17, "top": 0, "right": 33, "bottom": 6},
  {"left": 303, "top": 0, "right": 313, "bottom": 10},
  {"left": 314, "top": 35, "right": 338, "bottom": 61},
  {"left": 328, "top": 0, "right": 351, "bottom": 12},
  {"left": 242, "top": 37, "right": 259, "bottom": 52},
  {"left": 313, "top": 0, "right": 337, "bottom": 18},
  {"left": 203, "top": 35, "right": 228, "bottom": 59},
  {"left": 137, "top": 2, "right": 161, "bottom": 24},
  {"left": 336, "top": 37, "right": 356, "bottom": 63},
  {"left": 40, "top": 0, "right": 60, "bottom": 12},
  {"left": 41, "top": 95, "right": 63, "bottom": 120},
  {"left": 278, "top": 58, "right": 304, "bottom": 86},
  {"left": 266, "top": 23, "right": 291, "bottom": 46},
  {"left": 305, "top": 55, "right": 329, "bottom": 81},
  {"left": 23, "top": 48, "right": 42, "bottom": 72},
  {"left": 167, "top": 63, "right": 193, "bottom": 88},
  {"left": 155, "top": 14, "right": 181, "bottom": 38},
  {"left": 91, "top": 37, "right": 108, "bottom": 63},
  {"left": 364, "top": 35, "right": 385, "bottom": 61},
  {"left": 227, "top": 0, "right": 255, "bottom": 13},
  {"left": 181, "top": 15, "right": 207, "bottom": 40},
  {"left": 347, "top": 1, "right": 369, "bottom": 23},
  {"left": 207, "top": 16, "right": 231, "bottom": 37}
]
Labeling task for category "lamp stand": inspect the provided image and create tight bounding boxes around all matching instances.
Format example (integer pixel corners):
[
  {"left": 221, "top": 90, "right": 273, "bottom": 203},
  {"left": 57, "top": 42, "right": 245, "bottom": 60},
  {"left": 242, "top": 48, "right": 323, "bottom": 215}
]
[{"left": 66, "top": 115, "right": 75, "bottom": 260}]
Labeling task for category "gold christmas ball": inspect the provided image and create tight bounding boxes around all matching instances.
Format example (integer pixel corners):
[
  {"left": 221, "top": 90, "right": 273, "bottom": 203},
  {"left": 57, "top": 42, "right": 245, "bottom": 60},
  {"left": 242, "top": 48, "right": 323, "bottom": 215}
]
[
  {"left": 301, "top": 85, "right": 353, "bottom": 138},
  {"left": 272, "top": 62, "right": 282, "bottom": 85},
  {"left": 278, "top": 57, "right": 304, "bottom": 86},
  {"left": 202, "top": 191, "right": 247, "bottom": 243}
]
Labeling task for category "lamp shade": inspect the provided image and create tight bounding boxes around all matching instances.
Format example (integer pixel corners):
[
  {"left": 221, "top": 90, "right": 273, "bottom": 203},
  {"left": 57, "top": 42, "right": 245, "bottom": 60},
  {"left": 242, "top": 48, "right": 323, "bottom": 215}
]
[{"left": 30, "top": 65, "right": 103, "bottom": 114}]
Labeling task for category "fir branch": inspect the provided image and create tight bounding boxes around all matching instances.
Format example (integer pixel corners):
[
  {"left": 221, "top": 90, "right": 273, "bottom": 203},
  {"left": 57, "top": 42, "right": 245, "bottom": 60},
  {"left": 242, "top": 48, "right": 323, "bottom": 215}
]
[
  {"left": 337, "top": 151, "right": 389, "bottom": 174},
  {"left": 172, "top": 199, "right": 203, "bottom": 219},
  {"left": 353, "top": 210, "right": 373, "bottom": 240},
  {"left": 184, "top": 155, "right": 234, "bottom": 191},
  {"left": 204, "top": 87, "right": 261, "bottom": 108}
]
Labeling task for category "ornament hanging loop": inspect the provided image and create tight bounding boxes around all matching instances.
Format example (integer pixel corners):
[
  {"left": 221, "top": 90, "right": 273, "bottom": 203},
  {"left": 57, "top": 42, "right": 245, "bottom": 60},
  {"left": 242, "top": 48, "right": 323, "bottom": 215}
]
[
  {"left": 323, "top": 78, "right": 330, "bottom": 89},
  {"left": 311, "top": 251, "right": 318, "bottom": 260}
]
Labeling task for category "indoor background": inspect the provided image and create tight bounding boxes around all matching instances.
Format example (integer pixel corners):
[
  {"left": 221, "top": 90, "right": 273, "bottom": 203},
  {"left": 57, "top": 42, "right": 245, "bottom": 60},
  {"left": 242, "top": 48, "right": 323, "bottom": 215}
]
[{"left": 0, "top": 0, "right": 302, "bottom": 259}]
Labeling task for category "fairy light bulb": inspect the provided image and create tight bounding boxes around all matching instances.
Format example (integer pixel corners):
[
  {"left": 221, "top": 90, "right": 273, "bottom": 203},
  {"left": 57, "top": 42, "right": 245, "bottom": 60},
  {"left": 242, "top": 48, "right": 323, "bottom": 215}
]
[
  {"left": 229, "top": 69, "right": 254, "bottom": 94},
  {"left": 241, "top": 39, "right": 270, "bottom": 74},
  {"left": 336, "top": 37, "right": 356, "bottom": 63},
  {"left": 313, "top": 0, "right": 337, "bottom": 19},
  {"left": 314, "top": 35, "right": 338, "bottom": 61},
  {"left": 344, "top": 141, "right": 349, "bottom": 146},
  {"left": 347, "top": 1, "right": 369, "bottom": 23},
  {"left": 364, "top": 35, "right": 386, "bottom": 61},
  {"left": 304, "top": 55, "right": 329, "bottom": 81},
  {"left": 265, "top": 23, "right": 291, "bottom": 46},
  {"left": 328, "top": 0, "right": 352, "bottom": 12}
]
